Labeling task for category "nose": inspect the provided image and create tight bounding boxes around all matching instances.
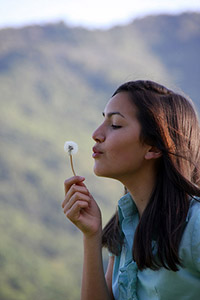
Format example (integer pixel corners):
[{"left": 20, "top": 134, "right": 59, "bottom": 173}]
[{"left": 92, "top": 124, "right": 105, "bottom": 143}]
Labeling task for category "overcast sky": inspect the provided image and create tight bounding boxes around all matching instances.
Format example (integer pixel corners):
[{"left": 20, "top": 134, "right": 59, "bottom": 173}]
[{"left": 0, "top": 0, "right": 200, "bottom": 29}]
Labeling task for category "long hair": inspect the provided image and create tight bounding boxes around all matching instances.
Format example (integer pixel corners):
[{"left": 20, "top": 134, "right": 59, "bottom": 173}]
[{"left": 102, "top": 80, "right": 200, "bottom": 271}]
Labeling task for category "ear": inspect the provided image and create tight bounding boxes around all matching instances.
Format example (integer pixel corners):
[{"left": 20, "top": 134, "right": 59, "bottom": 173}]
[{"left": 145, "top": 146, "right": 162, "bottom": 160}]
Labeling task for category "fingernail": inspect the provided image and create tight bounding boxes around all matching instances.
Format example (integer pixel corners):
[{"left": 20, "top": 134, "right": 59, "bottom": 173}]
[{"left": 79, "top": 176, "right": 85, "bottom": 180}]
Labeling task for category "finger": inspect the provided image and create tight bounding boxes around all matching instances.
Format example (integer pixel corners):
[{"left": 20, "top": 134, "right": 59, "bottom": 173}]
[
  {"left": 64, "top": 176, "right": 85, "bottom": 195},
  {"left": 68, "top": 184, "right": 89, "bottom": 197},
  {"left": 63, "top": 192, "right": 91, "bottom": 214},
  {"left": 62, "top": 184, "right": 89, "bottom": 208},
  {"left": 65, "top": 200, "right": 89, "bottom": 222}
]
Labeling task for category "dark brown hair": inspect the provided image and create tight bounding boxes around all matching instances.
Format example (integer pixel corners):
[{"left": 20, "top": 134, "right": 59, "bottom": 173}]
[{"left": 102, "top": 80, "right": 200, "bottom": 271}]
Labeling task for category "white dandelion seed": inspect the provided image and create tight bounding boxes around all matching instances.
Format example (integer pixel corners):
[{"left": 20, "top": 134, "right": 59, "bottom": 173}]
[
  {"left": 64, "top": 141, "right": 78, "bottom": 176},
  {"left": 64, "top": 141, "right": 78, "bottom": 155}
]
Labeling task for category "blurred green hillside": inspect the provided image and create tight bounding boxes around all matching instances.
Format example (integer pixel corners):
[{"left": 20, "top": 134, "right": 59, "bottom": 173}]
[{"left": 0, "top": 12, "right": 199, "bottom": 300}]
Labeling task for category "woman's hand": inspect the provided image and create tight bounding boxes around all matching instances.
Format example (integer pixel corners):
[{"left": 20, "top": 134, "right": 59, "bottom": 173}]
[{"left": 62, "top": 176, "right": 102, "bottom": 237}]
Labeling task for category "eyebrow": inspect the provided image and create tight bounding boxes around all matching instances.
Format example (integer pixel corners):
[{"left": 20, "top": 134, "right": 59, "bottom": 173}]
[{"left": 102, "top": 111, "right": 125, "bottom": 118}]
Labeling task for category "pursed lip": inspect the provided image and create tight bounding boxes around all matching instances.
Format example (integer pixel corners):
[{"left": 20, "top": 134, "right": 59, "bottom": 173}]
[{"left": 92, "top": 146, "right": 103, "bottom": 158}]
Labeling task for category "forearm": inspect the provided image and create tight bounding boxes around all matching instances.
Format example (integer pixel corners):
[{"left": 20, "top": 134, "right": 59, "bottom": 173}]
[
  {"left": 62, "top": 177, "right": 109, "bottom": 299},
  {"left": 81, "top": 233, "right": 111, "bottom": 300}
]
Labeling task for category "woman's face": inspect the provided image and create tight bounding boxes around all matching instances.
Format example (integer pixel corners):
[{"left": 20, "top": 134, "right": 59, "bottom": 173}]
[{"left": 92, "top": 92, "right": 151, "bottom": 182}]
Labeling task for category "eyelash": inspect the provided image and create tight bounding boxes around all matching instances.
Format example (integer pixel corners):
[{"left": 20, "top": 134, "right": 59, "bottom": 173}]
[{"left": 111, "top": 125, "right": 122, "bottom": 129}]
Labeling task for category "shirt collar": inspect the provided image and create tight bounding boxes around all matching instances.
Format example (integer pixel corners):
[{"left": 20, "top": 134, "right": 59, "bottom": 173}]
[
  {"left": 118, "top": 192, "right": 138, "bottom": 219},
  {"left": 186, "top": 196, "right": 199, "bottom": 222}
]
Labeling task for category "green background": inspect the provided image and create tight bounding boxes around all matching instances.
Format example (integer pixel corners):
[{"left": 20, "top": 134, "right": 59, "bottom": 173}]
[{"left": 0, "top": 12, "right": 200, "bottom": 300}]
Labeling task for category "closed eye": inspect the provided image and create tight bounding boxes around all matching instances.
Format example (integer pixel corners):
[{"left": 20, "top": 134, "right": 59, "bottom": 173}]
[{"left": 111, "top": 125, "right": 122, "bottom": 129}]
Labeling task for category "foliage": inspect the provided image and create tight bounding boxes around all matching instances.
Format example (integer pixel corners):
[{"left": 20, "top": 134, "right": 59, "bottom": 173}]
[{"left": 0, "top": 13, "right": 199, "bottom": 299}]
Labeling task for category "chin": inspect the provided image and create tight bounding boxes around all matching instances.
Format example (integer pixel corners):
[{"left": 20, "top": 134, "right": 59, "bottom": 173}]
[
  {"left": 93, "top": 165, "right": 106, "bottom": 176},
  {"left": 93, "top": 167, "right": 104, "bottom": 177},
  {"left": 93, "top": 166, "right": 115, "bottom": 179}
]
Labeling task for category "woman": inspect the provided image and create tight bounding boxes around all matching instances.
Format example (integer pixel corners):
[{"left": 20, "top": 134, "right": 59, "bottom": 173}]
[{"left": 62, "top": 80, "right": 200, "bottom": 300}]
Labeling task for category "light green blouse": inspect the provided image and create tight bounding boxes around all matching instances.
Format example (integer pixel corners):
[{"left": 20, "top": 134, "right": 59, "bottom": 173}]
[{"left": 112, "top": 193, "right": 200, "bottom": 300}]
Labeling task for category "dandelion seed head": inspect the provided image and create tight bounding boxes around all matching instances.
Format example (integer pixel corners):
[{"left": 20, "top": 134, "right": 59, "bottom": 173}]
[{"left": 64, "top": 141, "right": 78, "bottom": 155}]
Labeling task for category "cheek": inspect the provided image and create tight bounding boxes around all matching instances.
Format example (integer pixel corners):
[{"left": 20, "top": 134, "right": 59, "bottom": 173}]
[
  {"left": 106, "top": 143, "right": 125, "bottom": 161},
  {"left": 107, "top": 135, "right": 138, "bottom": 157},
  {"left": 107, "top": 138, "right": 146, "bottom": 167}
]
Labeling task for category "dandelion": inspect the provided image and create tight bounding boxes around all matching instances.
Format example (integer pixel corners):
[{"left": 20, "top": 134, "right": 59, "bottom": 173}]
[{"left": 64, "top": 141, "right": 78, "bottom": 176}]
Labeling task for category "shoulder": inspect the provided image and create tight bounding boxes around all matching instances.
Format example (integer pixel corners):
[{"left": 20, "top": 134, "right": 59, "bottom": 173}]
[
  {"left": 185, "top": 198, "right": 200, "bottom": 237},
  {"left": 185, "top": 198, "right": 200, "bottom": 271},
  {"left": 187, "top": 197, "right": 200, "bottom": 225}
]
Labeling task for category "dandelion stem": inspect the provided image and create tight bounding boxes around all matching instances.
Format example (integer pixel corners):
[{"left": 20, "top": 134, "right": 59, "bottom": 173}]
[{"left": 69, "top": 154, "right": 76, "bottom": 176}]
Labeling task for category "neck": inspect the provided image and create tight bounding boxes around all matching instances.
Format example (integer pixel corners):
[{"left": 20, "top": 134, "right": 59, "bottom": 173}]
[{"left": 120, "top": 163, "right": 157, "bottom": 217}]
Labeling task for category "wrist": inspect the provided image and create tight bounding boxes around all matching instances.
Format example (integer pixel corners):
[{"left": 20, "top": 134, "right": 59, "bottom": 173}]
[{"left": 83, "top": 229, "right": 102, "bottom": 244}]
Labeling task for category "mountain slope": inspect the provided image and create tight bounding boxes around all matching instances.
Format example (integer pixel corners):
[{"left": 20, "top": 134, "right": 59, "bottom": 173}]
[
  {"left": 132, "top": 13, "right": 200, "bottom": 106},
  {"left": 0, "top": 13, "right": 199, "bottom": 300}
]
